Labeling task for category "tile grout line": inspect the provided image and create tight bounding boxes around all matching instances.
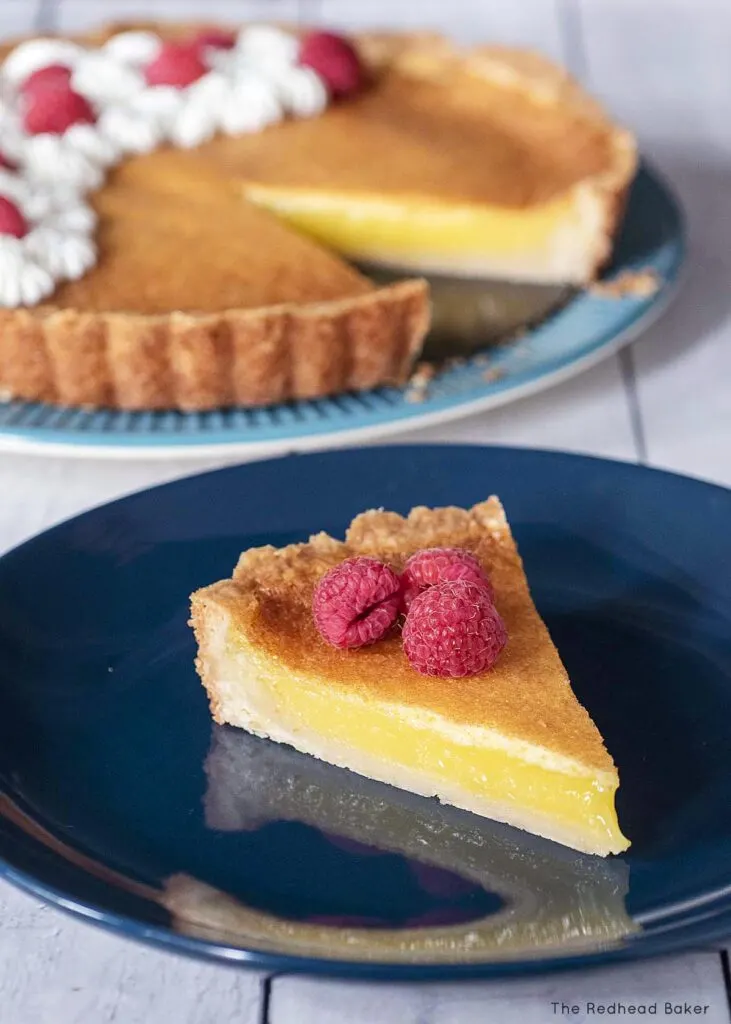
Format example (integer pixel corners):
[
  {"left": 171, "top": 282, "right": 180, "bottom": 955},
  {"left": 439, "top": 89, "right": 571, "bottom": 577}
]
[
  {"left": 619, "top": 347, "right": 649, "bottom": 463},
  {"left": 559, "top": 0, "right": 648, "bottom": 465},
  {"left": 720, "top": 950, "right": 731, "bottom": 1022},
  {"left": 34, "top": 0, "right": 58, "bottom": 32},
  {"left": 260, "top": 970, "right": 293, "bottom": 1024},
  {"left": 258, "top": 974, "right": 274, "bottom": 1024},
  {"left": 557, "top": 0, "right": 588, "bottom": 77}
]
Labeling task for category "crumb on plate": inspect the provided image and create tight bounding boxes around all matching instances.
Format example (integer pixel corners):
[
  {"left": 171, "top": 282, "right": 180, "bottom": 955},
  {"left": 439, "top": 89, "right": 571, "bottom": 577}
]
[{"left": 590, "top": 268, "right": 661, "bottom": 299}]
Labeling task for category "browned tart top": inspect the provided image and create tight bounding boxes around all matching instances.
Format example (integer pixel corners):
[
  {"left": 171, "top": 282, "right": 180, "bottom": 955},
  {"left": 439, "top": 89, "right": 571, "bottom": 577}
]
[{"left": 198, "top": 498, "right": 615, "bottom": 774}]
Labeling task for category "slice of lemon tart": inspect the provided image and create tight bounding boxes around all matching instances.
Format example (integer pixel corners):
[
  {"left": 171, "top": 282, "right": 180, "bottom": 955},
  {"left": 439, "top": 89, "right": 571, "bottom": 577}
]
[
  {"left": 0, "top": 21, "right": 635, "bottom": 411},
  {"left": 190, "top": 497, "right": 629, "bottom": 856},
  {"left": 232, "top": 37, "right": 637, "bottom": 285}
]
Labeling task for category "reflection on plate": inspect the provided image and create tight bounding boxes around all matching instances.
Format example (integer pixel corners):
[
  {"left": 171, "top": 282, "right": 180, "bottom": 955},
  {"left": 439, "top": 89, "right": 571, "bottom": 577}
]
[{"left": 159, "top": 727, "right": 636, "bottom": 963}]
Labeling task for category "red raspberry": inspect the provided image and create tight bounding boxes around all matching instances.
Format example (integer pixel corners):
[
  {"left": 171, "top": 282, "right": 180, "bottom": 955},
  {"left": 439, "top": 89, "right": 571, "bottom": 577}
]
[
  {"left": 0, "top": 197, "right": 28, "bottom": 239},
  {"left": 401, "top": 547, "right": 493, "bottom": 610},
  {"left": 144, "top": 41, "right": 207, "bottom": 88},
  {"left": 298, "top": 31, "right": 363, "bottom": 98},
  {"left": 313, "top": 556, "right": 401, "bottom": 649},
  {"left": 402, "top": 580, "right": 507, "bottom": 677},
  {"left": 191, "top": 29, "right": 236, "bottom": 57},
  {"left": 19, "top": 64, "right": 73, "bottom": 97},
  {"left": 23, "top": 86, "right": 95, "bottom": 135}
]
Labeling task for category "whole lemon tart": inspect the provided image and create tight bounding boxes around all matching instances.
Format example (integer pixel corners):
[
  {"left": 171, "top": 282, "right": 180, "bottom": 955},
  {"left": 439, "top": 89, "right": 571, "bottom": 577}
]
[
  {"left": 0, "top": 22, "right": 636, "bottom": 411},
  {"left": 191, "top": 497, "right": 629, "bottom": 856}
]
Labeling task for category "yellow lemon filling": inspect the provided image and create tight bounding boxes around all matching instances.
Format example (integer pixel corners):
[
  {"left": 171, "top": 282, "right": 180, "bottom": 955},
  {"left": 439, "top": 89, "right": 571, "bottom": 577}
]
[
  {"left": 243, "top": 185, "right": 577, "bottom": 263},
  {"left": 232, "top": 639, "right": 628, "bottom": 856}
]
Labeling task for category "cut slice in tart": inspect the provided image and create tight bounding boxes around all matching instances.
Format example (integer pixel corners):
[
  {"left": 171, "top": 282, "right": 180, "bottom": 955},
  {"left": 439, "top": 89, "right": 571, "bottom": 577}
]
[
  {"left": 0, "top": 23, "right": 431, "bottom": 412},
  {"left": 216, "top": 37, "right": 637, "bottom": 286},
  {"left": 0, "top": 21, "right": 634, "bottom": 411},
  {"left": 0, "top": 148, "right": 428, "bottom": 411},
  {"left": 190, "top": 497, "right": 629, "bottom": 857}
]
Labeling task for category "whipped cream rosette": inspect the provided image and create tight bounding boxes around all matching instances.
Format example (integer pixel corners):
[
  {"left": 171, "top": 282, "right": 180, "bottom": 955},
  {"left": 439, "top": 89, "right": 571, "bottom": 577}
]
[{"left": 0, "top": 26, "right": 361, "bottom": 308}]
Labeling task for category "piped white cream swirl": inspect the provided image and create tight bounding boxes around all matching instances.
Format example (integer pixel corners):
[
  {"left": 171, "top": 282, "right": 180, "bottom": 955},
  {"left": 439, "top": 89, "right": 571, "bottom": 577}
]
[
  {"left": 0, "top": 25, "right": 332, "bottom": 307},
  {"left": 102, "top": 31, "right": 161, "bottom": 66},
  {"left": 275, "top": 66, "right": 329, "bottom": 118},
  {"left": 98, "top": 106, "right": 165, "bottom": 155},
  {"left": 0, "top": 237, "right": 55, "bottom": 306},
  {"left": 23, "top": 135, "right": 105, "bottom": 192},
  {"left": 24, "top": 226, "right": 96, "bottom": 281},
  {"left": 72, "top": 53, "right": 145, "bottom": 106},
  {"left": 236, "top": 25, "right": 300, "bottom": 71},
  {"left": 221, "top": 74, "right": 284, "bottom": 134},
  {"left": 2, "top": 39, "right": 84, "bottom": 84}
]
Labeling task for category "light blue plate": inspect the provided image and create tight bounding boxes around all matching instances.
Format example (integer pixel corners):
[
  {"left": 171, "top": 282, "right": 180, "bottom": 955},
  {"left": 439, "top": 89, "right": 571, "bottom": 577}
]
[{"left": 0, "top": 167, "right": 684, "bottom": 456}]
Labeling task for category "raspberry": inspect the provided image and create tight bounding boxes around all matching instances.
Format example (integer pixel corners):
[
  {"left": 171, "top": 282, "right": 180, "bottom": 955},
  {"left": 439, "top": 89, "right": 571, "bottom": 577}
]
[
  {"left": 313, "top": 556, "right": 401, "bottom": 649},
  {"left": 19, "top": 64, "right": 72, "bottom": 97},
  {"left": 401, "top": 547, "right": 493, "bottom": 610},
  {"left": 402, "top": 580, "right": 507, "bottom": 677},
  {"left": 23, "top": 86, "right": 95, "bottom": 135},
  {"left": 145, "top": 41, "right": 207, "bottom": 88},
  {"left": 298, "top": 31, "right": 363, "bottom": 98},
  {"left": 191, "top": 29, "right": 236, "bottom": 56},
  {"left": 0, "top": 197, "right": 27, "bottom": 238}
]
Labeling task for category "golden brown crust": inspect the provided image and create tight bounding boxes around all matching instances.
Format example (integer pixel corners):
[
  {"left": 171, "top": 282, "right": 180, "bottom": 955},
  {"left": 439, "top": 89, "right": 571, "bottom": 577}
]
[
  {"left": 363, "top": 34, "right": 637, "bottom": 182},
  {"left": 355, "top": 35, "right": 636, "bottom": 277},
  {"left": 191, "top": 497, "right": 615, "bottom": 774},
  {"left": 0, "top": 23, "right": 430, "bottom": 411},
  {"left": 0, "top": 281, "right": 429, "bottom": 410},
  {"left": 349, "top": 35, "right": 633, "bottom": 283},
  {"left": 0, "top": 22, "right": 634, "bottom": 409},
  {"left": 469, "top": 45, "right": 635, "bottom": 276},
  {"left": 2, "top": 23, "right": 636, "bottom": 207}
]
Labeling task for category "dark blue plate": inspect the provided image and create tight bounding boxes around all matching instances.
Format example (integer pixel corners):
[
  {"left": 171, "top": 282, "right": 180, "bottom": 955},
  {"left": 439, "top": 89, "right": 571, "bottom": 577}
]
[{"left": 1, "top": 445, "right": 731, "bottom": 980}]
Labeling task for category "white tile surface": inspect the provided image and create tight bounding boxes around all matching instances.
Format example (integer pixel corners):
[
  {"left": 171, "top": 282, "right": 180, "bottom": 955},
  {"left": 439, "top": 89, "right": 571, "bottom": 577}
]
[
  {"left": 0, "top": 450, "right": 232, "bottom": 554},
  {"left": 314, "top": 0, "right": 566, "bottom": 55},
  {"left": 57, "top": 0, "right": 301, "bottom": 32},
  {"left": 577, "top": 0, "right": 731, "bottom": 484},
  {"left": 397, "top": 358, "right": 636, "bottom": 460},
  {"left": 313, "top": 0, "right": 565, "bottom": 54},
  {"left": 269, "top": 954, "right": 730, "bottom": 1024},
  {"left": 0, "top": 882, "right": 264, "bottom": 1024},
  {"left": 0, "top": 364, "right": 636, "bottom": 562},
  {"left": 0, "top": 1, "right": 41, "bottom": 37}
]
